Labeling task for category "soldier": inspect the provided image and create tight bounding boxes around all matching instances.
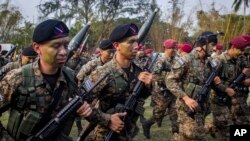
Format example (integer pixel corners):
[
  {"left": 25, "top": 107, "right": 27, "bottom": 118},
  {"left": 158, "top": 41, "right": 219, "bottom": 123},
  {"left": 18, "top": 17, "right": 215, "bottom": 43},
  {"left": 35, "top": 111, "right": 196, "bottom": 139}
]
[
  {"left": 211, "top": 44, "right": 224, "bottom": 59},
  {"left": 165, "top": 31, "right": 219, "bottom": 141},
  {"left": 65, "top": 47, "right": 88, "bottom": 72},
  {"left": 210, "top": 35, "right": 250, "bottom": 141},
  {"left": 75, "top": 39, "right": 115, "bottom": 135},
  {"left": 177, "top": 43, "right": 192, "bottom": 57},
  {"left": 85, "top": 23, "right": 153, "bottom": 141},
  {"left": 0, "top": 46, "right": 38, "bottom": 78},
  {"left": 0, "top": 19, "right": 122, "bottom": 141},
  {"left": 142, "top": 39, "right": 179, "bottom": 139},
  {"left": 144, "top": 48, "right": 153, "bottom": 57},
  {"left": 77, "top": 39, "right": 115, "bottom": 85}
]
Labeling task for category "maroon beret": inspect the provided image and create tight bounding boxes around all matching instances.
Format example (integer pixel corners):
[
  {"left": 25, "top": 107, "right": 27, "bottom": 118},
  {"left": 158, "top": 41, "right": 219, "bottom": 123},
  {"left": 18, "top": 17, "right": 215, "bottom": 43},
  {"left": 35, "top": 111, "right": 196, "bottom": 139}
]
[
  {"left": 164, "top": 39, "right": 177, "bottom": 49},
  {"left": 145, "top": 48, "right": 153, "bottom": 54},
  {"left": 215, "top": 44, "right": 224, "bottom": 50},
  {"left": 230, "top": 35, "right": 250, "bottom": 49},
  {"left": 178, "top": 43, "right": 192, "bottom": 53}
]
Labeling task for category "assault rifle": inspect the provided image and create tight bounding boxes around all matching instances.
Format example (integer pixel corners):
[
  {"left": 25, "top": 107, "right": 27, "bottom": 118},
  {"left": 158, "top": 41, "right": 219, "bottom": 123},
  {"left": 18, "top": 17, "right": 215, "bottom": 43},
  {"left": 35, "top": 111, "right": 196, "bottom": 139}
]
[
  {"left": 104, "top": 53, "right": 159, "bottom": 141},
  {"left": 26, "top": 73, "right": 109, "bottom": 141},
  {"left": 188, "top": 60, "right": 221, "bottom": 118}
]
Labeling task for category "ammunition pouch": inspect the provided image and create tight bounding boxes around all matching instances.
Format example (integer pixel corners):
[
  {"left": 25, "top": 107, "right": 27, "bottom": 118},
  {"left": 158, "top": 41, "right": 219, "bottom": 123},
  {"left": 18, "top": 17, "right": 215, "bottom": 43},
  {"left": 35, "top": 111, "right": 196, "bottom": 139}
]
[
  {"left": 184, "top": 83, "right": 202, "bottom": 99},
  {"left": 7, "top": 109, "right": 41, "bottom": 140}
]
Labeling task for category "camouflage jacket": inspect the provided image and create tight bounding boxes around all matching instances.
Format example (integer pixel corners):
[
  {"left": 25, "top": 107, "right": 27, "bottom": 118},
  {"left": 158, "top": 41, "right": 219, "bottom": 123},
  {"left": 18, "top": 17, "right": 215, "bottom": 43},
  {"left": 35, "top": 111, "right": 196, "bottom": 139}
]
[
  {"left": 77, "top": 56, "right": 104, "bottom": 82},
  {"left": 65, "top": 56, "right": 88, "bottom": 72},
  {"left": 212, "top": 51, "right": 247, "bottom": 93},
  {"left": 165, "top": 51, "right": 211, "bottom": 98},
  {"left": 0, "top": 61, "right": 21, "bottom": 77},
  {"left": 0, "top": 60, "right": 110, "bottom": 139}
]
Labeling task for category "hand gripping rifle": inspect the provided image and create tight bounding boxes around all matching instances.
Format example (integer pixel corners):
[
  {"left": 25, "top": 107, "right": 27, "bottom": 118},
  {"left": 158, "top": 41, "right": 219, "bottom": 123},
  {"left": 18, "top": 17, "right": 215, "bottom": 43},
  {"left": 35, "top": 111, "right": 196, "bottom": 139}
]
[
  {"left": 104, "top": 53, "right": 159, "bottom": 141},
  {"left": 66, "top": 22, "right": 91, "bottom": 62},
  {"left": 188, "top": 60, "right": 221, "bottom": 119},
  {"left": 26, "top": 73, "right": 109, "bottom": 141}
]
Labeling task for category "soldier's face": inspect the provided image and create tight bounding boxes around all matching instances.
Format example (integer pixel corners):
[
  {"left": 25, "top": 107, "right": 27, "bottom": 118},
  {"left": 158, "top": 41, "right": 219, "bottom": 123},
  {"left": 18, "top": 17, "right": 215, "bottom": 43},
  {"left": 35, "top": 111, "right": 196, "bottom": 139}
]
[
  {"left": 196, "top": 46, "right": 206, "bottom": 59},
  {"left": 34, "top": 37, "right": 69, "bottom": 67},
  {"left": 100, "top": 49, "right": 115, "bottom": 63},
  {"left": 116, "top": 36, "right": 138, "bottom": 60},
  {"left": 231, "top": 48, "right": 243, "bottom": 59}
]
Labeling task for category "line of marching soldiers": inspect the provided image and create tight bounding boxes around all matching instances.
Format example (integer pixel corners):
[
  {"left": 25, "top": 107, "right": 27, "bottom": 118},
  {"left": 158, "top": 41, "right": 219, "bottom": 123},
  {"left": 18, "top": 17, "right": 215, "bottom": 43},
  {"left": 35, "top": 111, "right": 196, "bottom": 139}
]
[{"left": 0, "top": 19, "right": 250, "bottom": 141}]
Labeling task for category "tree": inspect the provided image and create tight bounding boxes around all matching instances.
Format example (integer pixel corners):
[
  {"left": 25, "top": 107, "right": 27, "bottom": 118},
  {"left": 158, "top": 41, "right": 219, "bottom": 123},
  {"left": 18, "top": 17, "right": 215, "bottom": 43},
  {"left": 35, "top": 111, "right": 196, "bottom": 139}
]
[
  {"left": 0, "top": 0, "right": 23, "bottom": 43},
  {"left": 232, "top": 0, "right": 250, "bottom": 33}
]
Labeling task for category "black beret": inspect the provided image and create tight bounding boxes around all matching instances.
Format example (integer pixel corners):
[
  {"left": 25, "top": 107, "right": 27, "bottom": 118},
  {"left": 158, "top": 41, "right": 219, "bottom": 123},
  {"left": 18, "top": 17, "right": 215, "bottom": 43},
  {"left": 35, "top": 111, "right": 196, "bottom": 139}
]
[
  {"left": 33, "top": 19, "right": 69, "bottom": 43},
  {"left": 200, "top": 31, "right": 218, "bottom": 44},
  {"left": 99, "top": 39, "right": 114, "bottom": 50},
  {"left": 109, "top": 23, "right": 139, "bottom": 42},
  {"left": 22, "top": 47, "right": 37, "bottom": 56}
]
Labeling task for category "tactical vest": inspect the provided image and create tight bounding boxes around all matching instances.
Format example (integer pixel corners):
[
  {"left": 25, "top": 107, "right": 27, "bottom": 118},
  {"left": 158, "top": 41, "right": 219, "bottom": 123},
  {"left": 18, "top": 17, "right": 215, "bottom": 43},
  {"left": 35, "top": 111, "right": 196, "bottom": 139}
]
[{"left": 6, "top": 64, "right": 77, "bottom": 141}]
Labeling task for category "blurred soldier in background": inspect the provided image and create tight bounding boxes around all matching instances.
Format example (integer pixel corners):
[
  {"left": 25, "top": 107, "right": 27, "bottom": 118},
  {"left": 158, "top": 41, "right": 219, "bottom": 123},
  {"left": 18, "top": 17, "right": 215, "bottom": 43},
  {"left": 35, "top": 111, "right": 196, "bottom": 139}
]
[
  {"left": 0, "top": 46, "right": 38, "bottom": 79},
  {"left": 142, "top": 39, "right": 179, "bottom": 139}
]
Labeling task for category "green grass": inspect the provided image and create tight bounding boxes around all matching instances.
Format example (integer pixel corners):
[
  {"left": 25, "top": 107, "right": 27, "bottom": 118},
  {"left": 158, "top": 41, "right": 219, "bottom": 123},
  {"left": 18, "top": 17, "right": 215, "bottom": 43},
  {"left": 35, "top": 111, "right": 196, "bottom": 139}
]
[{"left": 0, "top": 98, "right": 220, "bottom": 141}]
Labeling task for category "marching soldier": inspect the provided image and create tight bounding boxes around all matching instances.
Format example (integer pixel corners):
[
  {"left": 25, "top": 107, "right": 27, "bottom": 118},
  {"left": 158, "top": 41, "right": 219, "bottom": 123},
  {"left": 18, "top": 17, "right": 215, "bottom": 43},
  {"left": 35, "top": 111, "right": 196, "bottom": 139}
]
[
  {"left": 210, "top": 35, "right": 250, "bottom": 141},
  {"left": 77, "top": 39, "right": 115, "bottom": 85},
  {"left": 76, "top": 39, "right": 115, "bottom": 135},
  {"left": 0, "top": 46, "right": 38, "bottom": 78},
  {"left": 0, "top": 19, "right": 121, "bottom": 141},
  {"left": 85, "top": 23, "right": 154, "bottom": 141},
  {"left": 142, "top": 39, "right": 179, "bottom": 139},
  {"left": 165, "top": 31, "right": 218, "bottom": 141}
]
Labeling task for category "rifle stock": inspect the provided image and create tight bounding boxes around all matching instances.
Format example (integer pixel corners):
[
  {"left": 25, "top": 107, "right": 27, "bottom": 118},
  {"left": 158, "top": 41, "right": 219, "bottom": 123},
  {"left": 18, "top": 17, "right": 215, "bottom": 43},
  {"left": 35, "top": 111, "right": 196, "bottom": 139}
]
[
  {"left": 26, "top": 73, "right": 109, "bottom": 141},
  {"left": 105, "top": 53, "right": 159, "bottom": 141}
]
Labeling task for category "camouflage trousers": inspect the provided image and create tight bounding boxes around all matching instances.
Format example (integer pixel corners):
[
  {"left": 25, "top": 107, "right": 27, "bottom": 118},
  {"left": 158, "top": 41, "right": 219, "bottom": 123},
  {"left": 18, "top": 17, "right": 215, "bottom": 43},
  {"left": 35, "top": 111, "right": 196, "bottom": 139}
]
[
  {"left": 171, "top": 99, "right": 206, "bottom": 141},
  {"left": 211, "top": 101, "right": 232, "bottom": 141},
  {"left": 151, "top": 92, "right": 178, "bottom": 133},
  {"left": 210, "top": 93, "right": 250, "bottom": 141},
  {"left": 231, "top": 95, "right": 250, "bottom": 125}
]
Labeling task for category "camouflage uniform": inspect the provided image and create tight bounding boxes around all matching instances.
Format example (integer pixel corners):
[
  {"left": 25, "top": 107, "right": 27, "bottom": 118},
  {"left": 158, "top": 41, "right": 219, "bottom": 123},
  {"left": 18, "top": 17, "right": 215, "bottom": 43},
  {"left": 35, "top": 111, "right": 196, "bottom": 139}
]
[
  {"left": 210, "top": 52, "right": 250, "bottom": 141},
  {"left": 77, "top": 56, "right": 104, "bottom": 83},
  {"left": 86, "top": 57, "right": 151, "bottom": 141},
  {"left": 0, "top": 60, "right": 109, "bottom": 141},
  {"left": 142, "top": 53, "right": 178, "bottom": 138},
  {"left": 165, "top": 51, "right": 211, "bottom": 141},
  {"left": 65, "top": 56, "right": 88, "bottom": 72},
  {"left": 0, "top": 61, "right": 21, "bottom": 77}
]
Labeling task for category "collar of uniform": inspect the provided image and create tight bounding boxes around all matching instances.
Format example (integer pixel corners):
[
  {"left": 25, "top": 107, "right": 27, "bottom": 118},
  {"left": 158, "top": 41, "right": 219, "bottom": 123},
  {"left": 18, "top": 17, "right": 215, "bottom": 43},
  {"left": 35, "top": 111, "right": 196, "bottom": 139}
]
[
  {"left": 112, "top": 55, "right": 134, "bottom": 80},
  {"left": 33, "top": 60, "right": 67, "bottom": 84}
]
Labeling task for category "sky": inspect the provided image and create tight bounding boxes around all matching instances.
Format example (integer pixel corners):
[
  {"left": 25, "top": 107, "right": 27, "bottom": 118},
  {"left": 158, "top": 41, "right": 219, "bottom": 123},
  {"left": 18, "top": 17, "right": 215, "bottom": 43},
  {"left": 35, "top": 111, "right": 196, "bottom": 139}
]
[{"left": 5, "top": 0, "right": 250, "bottom": 24}]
